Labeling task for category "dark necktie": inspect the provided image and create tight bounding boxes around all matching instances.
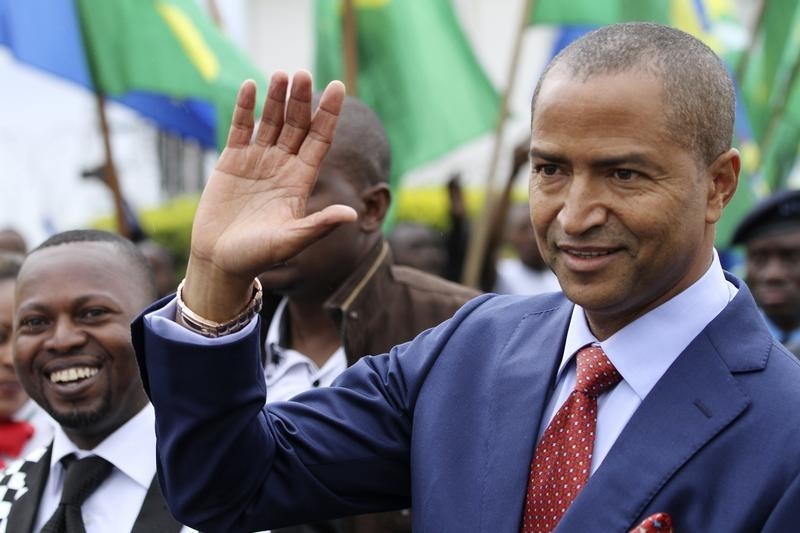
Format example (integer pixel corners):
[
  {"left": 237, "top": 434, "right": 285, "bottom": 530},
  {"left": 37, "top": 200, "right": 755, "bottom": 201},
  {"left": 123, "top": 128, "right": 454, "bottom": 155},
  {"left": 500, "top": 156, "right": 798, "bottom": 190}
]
[
  {"left": 40, "top": 455, "right": 114, "bottom": 533},
  {"left": 521, "top": 345, "right": 622, "bottom": 532},
  {"left": 0, "top": 420, "right": 34, "bottom": 467}
]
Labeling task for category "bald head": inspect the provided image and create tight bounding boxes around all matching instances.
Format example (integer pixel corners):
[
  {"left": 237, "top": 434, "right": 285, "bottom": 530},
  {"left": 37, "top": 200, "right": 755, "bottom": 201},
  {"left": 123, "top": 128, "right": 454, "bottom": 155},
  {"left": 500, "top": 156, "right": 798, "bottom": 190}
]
[
  {"left": 314, "top": 94, "right": 391, "bottom": 188},
  {"left": 532, "top": 23, "right": 735, "bottom": 165}
]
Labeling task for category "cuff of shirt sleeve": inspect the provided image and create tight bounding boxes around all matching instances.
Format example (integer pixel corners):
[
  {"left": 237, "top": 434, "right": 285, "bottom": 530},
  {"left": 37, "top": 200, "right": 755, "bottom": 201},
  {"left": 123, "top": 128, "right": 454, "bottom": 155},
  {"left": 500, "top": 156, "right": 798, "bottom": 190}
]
[{"left": 145, "top": 297, "right": 259, "bottom": 345}]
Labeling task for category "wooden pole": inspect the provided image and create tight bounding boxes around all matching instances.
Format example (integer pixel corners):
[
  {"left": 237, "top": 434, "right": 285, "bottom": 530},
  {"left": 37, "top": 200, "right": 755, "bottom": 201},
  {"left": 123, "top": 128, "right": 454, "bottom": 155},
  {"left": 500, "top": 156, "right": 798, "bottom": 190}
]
[
  {"left": 94, "top": 93, "right": 131, "bottom": 239},
  {"left": 73, "top": 0, "right": 131, "bottom": 239},
  {"left": 462, "top": 0, "right": 535, "bottom": 287},
  {"left": 342, "top": 0, "right": 359, "bottom": 97},
  {"left": 206, "top": 0, "right": 226, "bottom": 32}
]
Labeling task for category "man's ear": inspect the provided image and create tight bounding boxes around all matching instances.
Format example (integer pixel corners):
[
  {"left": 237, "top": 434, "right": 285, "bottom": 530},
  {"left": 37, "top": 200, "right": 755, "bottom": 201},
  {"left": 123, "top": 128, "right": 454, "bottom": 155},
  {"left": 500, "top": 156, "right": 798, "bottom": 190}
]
[
  {"left": 705, "top": 148, "right": 740, "bottom": 224},
  {"left": 359, "top": 183, "right": 391, "bottom": 232}
]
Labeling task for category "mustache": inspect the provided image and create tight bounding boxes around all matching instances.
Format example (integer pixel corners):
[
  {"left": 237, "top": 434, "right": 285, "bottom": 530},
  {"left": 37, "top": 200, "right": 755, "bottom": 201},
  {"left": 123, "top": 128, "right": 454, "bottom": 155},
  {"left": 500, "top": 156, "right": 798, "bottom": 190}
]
[{"left": 547, "top": 228, "right": 627, "bottom": 249}]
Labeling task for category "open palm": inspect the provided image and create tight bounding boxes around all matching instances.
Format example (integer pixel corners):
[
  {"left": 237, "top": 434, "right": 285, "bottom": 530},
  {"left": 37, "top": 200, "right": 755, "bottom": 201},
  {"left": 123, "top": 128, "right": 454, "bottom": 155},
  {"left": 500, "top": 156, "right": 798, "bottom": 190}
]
[{"left": 184, "top": 71, "right": 356, "bottom": 319}]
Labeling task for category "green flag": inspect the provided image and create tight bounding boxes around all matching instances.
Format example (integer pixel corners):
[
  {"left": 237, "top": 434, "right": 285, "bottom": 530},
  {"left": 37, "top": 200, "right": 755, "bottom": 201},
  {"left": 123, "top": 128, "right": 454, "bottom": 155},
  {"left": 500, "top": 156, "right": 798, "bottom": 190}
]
[
  {"left": 529, "top": 0, "right": 670, "bottom": 26},
  {"left": 761, "top": 80, "right": 800, "bottom": 189},
  {"left": 740, "top": 0, "right": 800, "bottom": 193},
  {"left": 740, "top": 0, "right": 800, "bottom": 142},
  {"left": 314, "top": 0, "right": 500, "bottom": 180},
  {"left": 76, "top": 0, "right": 265, "bottom": 149}
]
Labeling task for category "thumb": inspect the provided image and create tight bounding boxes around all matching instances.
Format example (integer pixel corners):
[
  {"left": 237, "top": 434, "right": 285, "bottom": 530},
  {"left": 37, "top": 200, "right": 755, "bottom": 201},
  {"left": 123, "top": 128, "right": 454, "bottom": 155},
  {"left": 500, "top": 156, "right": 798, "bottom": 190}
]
[{"left": 283, "top": 204, "right": 359, "bottom": 252}]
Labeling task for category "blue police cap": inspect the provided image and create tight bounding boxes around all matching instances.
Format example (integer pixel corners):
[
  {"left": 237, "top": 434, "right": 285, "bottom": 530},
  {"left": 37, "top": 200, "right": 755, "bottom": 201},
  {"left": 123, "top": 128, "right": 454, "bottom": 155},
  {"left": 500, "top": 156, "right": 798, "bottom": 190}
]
[{"left": 731, "top": 189, "right": 800, "bottom": 245}]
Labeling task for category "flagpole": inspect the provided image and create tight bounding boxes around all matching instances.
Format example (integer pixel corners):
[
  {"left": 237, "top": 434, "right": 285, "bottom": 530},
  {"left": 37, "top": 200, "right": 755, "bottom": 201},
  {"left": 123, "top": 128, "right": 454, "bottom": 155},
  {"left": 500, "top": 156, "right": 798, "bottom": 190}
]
[
  {"left": 206, "top": 0, "right": 226, "bottom": 32},
  {"left": 462, "top": 0, "right": 535, "bottom": 287},
  {"left": 73, "top": 0, "right": 131, "bottom": 239},
  {"left": 93, "top": 93, "right": 132, "bottom": 239},
  {"left": 343, "top": 0, "right": 359, "bottom": 96}
]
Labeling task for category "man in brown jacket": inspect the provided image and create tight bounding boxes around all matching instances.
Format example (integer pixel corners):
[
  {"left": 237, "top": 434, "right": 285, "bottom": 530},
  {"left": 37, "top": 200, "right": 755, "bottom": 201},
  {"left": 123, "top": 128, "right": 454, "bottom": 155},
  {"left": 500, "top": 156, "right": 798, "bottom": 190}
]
[{"left": 258, "top": 96, "right": 479, "bottom": 533}]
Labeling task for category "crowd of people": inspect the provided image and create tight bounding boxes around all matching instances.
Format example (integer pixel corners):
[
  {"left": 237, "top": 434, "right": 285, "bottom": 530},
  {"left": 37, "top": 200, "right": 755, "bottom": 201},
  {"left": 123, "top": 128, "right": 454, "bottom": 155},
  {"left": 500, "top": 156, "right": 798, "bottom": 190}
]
[{"left": 0, "top": 21, "right": 797, "bottom": 533}]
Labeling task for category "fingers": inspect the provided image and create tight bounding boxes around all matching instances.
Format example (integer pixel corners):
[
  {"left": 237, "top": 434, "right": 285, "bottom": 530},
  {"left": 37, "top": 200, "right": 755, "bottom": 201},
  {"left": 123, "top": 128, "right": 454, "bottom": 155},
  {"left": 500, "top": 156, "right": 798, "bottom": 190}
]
[
  {"left": 226, "top": 80, "right": 258, "bottom": 149},
  {"left": 283, "top": 204, "right": 359, "bottom": 254},
  {"left": 275, "top": 71, "right": 313, "bottom": 154},
  {"left": 298, "top": 80, "right": 346, "bottom": 168},
  {"left": 254, "top": 71, "right": 289, "bottom": 147},
  {"left": 256, "top": 204, "right": 358, "bottom": 269},
  {"left": 305, "top": 204, "right": 358, "bottom": 228}
]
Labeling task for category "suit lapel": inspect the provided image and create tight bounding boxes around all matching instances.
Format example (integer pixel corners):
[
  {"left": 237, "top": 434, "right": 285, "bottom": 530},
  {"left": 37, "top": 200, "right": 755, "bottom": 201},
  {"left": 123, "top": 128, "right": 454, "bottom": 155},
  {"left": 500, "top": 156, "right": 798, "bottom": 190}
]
[
  {"left": 556, "top": 278, "right": 764, "bottom": 532},
  {"left": 5, "top": 445, "right": 52, "bottom": 533},
  {"left": 480, "top": 298, "right": 573, "bottom": 532},
  {"left": 131, "top": 475, "right": 183, "bottom": 533}
]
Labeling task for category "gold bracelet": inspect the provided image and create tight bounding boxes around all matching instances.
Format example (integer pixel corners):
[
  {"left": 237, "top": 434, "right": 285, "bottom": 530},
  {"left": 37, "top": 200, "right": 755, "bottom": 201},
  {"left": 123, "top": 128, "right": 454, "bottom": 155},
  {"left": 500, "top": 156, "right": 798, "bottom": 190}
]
[{"left": 175, "top": 278, "right": 263, "bottom": 338}]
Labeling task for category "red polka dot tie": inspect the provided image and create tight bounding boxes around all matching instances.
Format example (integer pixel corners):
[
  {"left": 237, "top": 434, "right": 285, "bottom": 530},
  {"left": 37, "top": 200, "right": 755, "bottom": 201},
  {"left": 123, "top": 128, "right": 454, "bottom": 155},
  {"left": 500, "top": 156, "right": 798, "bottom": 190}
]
[{"left": 521, "top": 344, "right": 621, "bottom": 533}]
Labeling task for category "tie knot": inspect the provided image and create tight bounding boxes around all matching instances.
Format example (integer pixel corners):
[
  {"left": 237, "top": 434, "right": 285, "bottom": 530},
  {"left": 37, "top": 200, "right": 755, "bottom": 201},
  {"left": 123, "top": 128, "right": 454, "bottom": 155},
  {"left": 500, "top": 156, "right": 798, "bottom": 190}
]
[
  {"left": 60, "top": 454, "right": 114, "bottom": 506},
  {"left": 575, "top": 345, "right": 621, "bottom": 398}
]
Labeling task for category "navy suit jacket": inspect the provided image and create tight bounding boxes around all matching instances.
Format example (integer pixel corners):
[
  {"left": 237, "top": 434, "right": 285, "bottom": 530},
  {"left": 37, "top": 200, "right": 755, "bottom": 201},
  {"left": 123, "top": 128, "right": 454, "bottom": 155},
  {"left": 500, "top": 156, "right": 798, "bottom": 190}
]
[{"left": 133, "top": 274, "right": 800, "bottom": 532}]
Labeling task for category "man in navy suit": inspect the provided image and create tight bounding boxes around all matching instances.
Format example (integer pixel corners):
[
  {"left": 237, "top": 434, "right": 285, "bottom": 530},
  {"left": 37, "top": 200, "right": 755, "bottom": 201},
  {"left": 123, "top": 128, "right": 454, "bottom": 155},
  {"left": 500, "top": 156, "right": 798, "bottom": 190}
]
[{"left": 134, "top": 23, "right": 800, "bottom": 531}]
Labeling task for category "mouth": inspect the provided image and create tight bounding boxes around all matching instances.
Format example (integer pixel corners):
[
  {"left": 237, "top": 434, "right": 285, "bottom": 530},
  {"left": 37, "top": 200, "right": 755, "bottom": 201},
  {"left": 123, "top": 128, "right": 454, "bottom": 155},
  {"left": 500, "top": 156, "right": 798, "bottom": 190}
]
[
  {"left": 756, "top": 288, "right": 789, "bottom": 307},
  {"left": 49, "top": 366, "right": 99, "bottom": 384},
  {"left": 557, "top": 245, "right": 622, "bottom": 272},
  {"left": 564, "top": 249, "right": 614, "bottom": 258},
  {"left": 43, "top": 362, "right": 103, "bottom": 399}
]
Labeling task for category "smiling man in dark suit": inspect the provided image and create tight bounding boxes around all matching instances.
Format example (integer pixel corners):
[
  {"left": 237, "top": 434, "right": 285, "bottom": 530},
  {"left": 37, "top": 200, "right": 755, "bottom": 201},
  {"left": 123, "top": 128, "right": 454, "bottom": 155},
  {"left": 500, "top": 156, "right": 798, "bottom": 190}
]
[
  {"left": 134, "top": 23, "right": 800, "bottom": 532},
  {"left": 0, "top": 230, "right": 187, "bottom": 533}
]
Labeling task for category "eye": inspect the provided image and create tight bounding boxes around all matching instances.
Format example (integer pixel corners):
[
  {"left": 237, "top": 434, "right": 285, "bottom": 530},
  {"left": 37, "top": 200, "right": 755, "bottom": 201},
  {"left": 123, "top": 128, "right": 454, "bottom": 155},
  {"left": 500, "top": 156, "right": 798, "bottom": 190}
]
[
  {"left": 611, "top": 169, "right": 641, "bottom": 181},
  {"left": 17, "top": 315, "right": 49, "bottom": 333},
  {"left": 747, "top": 251, "right": 768, "bottom": 267},
  {"left": 534, "top": 164, "right": 563, "bottom": 177},
  {"left": 780, "top": 249, "right": 800, "bottom": 265},
  {"left": 80, "top": 308, "right": 109, "bottom": 321}
]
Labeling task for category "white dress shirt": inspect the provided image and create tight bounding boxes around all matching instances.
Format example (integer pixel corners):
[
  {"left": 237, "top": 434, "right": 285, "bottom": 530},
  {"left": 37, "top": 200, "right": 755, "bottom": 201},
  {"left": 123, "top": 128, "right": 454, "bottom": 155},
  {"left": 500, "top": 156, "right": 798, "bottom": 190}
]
[
  {"left": 540, "top": 250, "right": 737, "bottom": 474},
  {"left": 264, "top": 298, "right": 347, "bottom": 403},
  {"left": 35, "top": 404, "right": 194, "bottom": 533}
]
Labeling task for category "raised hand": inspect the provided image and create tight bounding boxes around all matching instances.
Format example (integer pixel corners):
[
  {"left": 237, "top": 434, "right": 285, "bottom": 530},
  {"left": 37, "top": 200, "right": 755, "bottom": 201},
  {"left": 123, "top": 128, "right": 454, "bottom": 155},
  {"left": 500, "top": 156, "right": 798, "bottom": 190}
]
[{"left": 182, "top": 71, "right": 356, "bottom": 321}]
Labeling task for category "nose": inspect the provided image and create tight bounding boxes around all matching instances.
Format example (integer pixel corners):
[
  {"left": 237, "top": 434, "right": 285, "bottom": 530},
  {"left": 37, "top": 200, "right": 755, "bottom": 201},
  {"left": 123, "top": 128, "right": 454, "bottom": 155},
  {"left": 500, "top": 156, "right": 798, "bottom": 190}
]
[
  {"left": 759, "top": 255, "right": 789, "bottom": 284},
  {"left": 556, "top": 176, "right": 608, "bottom": 236},
  {"left": 43, "top": 316, "right": 87, "bottom": 353}
]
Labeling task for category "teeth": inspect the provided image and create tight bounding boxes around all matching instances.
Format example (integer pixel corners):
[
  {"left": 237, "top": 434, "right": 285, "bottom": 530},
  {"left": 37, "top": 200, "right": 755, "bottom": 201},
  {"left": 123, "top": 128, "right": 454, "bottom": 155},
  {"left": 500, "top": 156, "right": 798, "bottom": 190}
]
[
  {"left": 570, "top": 250, "right": 611, "bottom": 258},
  {"left": 49, "top": 367, "right": 99, "bottom": 384}
]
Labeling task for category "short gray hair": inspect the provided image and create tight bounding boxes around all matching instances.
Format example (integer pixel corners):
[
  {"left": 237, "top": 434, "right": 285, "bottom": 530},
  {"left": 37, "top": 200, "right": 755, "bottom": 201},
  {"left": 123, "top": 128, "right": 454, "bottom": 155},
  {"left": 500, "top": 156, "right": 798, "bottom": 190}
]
[{"left": 531, "top": 22, "right": 735, "bottom": 165}]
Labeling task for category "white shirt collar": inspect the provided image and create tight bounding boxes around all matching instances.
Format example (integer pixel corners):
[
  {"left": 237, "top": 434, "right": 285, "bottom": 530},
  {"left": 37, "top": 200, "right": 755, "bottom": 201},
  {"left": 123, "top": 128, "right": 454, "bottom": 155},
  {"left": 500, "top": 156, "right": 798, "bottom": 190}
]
[
  {"left": 264, "top": 297, "right": 346, "bottom": 389},
  {"left": 50, "top": 403, "right": 156, "bottom": 490},
  {"left": 265, "top": 296, "right": 289, "bottom": 350},
  {"left": 560, "top": 249, "right": 736, "bottom": 400}
]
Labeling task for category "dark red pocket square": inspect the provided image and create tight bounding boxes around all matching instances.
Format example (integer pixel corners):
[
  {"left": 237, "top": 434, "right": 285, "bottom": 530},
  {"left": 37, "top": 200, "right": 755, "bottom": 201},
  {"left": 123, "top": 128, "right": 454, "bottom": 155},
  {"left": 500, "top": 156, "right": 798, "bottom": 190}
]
[{"left": 630, "top": 512, "right": 673, "bottom": 533}]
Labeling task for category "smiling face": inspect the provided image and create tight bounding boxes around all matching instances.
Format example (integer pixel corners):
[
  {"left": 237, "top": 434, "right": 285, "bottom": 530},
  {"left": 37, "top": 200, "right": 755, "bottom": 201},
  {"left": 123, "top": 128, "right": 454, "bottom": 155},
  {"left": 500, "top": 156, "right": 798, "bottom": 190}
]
[
  {"left": 530, "top": 70, "right": 736, "bottom": 339},
  {"left": 13, "top": 242, "right": 149, "bottom": 448},
  {"left": 0, "top": 278, "right": 28, "bottom": 420}
]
